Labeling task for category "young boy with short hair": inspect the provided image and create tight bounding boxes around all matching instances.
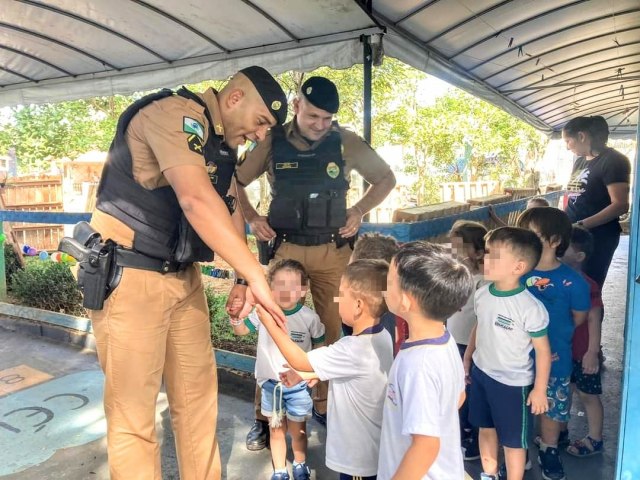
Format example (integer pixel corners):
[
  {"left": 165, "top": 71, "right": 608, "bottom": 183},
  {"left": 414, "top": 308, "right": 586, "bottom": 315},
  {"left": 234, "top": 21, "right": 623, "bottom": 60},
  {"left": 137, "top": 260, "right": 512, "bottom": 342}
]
[
  {"left": 378, "top": 242, "right": 474, "bottom": 479},
  {"left": 230, "top": 259, "right": 325, "bottom": 480},
  {"left": 344, "top": 233, "right": 403, "bottom": 353},
  {"left": 464, "top": 227, "right": 552, "bottom": 480},
  {"left": 562, "top": 225, "right": 605, "bottom": 457},
  {"left": 517, "top": 207, "right": 590, "bottom": 480},
  {"left": 256, "top": 259, "right": 393, "bottom": 480}
]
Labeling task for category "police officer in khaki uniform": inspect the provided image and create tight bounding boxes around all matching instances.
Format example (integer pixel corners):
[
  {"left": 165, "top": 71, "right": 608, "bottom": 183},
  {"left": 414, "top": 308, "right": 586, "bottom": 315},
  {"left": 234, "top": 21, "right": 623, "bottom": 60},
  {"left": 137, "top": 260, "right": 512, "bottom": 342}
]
[
  {"left": 235, "top": 76, "right": 396, "bottom": 450},
  {"left": 88, "top": 66, "right": 287, "bottom": 480}
]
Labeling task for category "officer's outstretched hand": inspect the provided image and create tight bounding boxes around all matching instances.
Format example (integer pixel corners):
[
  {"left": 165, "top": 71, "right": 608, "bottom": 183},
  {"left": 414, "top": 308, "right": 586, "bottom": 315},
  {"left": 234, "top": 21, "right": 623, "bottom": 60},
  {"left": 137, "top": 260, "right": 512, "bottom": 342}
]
[
  {"left": 339, "top": 207, "right": 363, "bottom": 238},
  {"left": 249, "top": 215, "right": 277, "bottom": 242},
  {"left": 247, "top": 280, "right": 287, "bottom": 332}
]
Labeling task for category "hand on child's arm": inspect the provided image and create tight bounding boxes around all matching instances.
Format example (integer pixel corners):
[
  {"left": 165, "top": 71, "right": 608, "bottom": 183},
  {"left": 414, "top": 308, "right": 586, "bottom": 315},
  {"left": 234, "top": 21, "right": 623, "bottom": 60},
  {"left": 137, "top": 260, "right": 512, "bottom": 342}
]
[
  {"left": 244, "top": 286, "right": 287, "bottom": 332},
  {"left": 527, "top": 387, "right": 549, "bottom": 415},
  {"left": 582, "top": 351, "right": 600, "bottom": 375},
  {"left": 279, "top": 368, "right": 304, "bottom": 387},
  {"left": 392, "top": 435, "right": 439, "bottom": 480},
  {"left": 279, "top": 365, "right": 319, "bottom": 388}
]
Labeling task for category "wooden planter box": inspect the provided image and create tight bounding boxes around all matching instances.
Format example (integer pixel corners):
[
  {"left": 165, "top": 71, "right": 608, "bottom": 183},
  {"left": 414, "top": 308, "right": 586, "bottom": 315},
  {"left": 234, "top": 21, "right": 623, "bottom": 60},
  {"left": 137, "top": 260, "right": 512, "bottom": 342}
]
[{"left": 392, "top": 201, "right": 470, "bottom": 223}]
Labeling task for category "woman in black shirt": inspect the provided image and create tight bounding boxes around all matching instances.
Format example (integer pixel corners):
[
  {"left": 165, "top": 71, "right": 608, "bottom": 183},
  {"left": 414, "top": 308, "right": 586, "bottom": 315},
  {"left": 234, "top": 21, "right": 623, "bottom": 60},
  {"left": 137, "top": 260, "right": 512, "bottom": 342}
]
[{"left": 563, "top": 116, "right": 631, "bottom": 287}]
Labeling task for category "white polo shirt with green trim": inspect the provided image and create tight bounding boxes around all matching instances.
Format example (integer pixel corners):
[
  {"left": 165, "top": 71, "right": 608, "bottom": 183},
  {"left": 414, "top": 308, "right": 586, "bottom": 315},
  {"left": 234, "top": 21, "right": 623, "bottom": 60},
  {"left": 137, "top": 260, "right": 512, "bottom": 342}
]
[
  {"left": 245, "top": 304, "right": 325, "bottom": 386},
  {"left": 473, "top": 283, "right": 549, "bottom": 387}
]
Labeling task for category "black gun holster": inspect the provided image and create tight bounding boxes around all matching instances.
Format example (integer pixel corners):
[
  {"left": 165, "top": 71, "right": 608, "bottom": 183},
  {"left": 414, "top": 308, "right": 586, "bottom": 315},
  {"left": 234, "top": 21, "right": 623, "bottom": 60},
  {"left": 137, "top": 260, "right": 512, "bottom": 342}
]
[
  {"left": 257, "top": 237, "right": 283, "bottom": 266},
  {"left": 76, "top": 240, "right": 121, "bottom": 311},
  {"left": 58, "top": 222, "right": 122, "bottom": 311}
]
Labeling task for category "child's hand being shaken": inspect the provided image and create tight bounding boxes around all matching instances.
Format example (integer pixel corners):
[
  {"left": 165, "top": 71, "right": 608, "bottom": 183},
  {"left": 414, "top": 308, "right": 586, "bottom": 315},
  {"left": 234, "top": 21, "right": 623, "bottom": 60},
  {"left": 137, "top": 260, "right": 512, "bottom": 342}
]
[
  {"left": 278, "top": 366, "right": 315, "bottom": 387},
  {"left": 527, "top": 387, "right": 549, "bottom": 415}
]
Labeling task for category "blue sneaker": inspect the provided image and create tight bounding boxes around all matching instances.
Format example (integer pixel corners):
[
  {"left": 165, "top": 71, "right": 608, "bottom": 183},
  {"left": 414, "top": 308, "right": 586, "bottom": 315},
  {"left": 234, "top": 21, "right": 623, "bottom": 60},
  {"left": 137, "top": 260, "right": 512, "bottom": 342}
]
[
  {"left": 270, "top": 472, "right": 290, "bottom": 480},
  {"left": 292, "top": 463, "right": 311, "bottom": 480},
  {"left": 538, "top": 446, "right": 566, "bottom": 480}
]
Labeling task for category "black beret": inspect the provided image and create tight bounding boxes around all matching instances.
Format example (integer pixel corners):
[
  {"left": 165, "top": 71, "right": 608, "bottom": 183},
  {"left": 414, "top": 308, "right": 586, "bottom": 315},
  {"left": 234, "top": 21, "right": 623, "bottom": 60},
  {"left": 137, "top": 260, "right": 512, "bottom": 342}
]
[
  {"left": 239, "top": 66, "right": 288, "bottom": 125},
  {"left": 300, "top": 76, "right": 339, "bottom": 114}
]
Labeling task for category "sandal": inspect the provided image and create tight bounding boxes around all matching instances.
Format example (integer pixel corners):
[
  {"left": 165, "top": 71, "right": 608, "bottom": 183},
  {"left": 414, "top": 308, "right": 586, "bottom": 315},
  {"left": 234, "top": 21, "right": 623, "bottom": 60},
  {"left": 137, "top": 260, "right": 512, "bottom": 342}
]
[{"left": 566, "top": 436, "right": 604, "bottom": 457}]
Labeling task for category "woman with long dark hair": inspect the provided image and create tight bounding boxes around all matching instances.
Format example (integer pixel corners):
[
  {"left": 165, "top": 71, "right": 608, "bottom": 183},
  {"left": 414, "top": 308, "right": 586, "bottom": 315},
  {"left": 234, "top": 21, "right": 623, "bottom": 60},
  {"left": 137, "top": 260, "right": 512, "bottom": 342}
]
[{"left": 563, "top": 116, "right": 631, "bottom": 287}]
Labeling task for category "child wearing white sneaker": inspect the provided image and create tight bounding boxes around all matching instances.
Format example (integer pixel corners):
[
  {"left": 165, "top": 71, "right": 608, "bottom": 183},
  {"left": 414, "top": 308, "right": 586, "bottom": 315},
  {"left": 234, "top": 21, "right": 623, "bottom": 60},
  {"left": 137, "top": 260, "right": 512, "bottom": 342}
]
[{"left": 256, "top": 260, "right": 393, "bottom": 480}]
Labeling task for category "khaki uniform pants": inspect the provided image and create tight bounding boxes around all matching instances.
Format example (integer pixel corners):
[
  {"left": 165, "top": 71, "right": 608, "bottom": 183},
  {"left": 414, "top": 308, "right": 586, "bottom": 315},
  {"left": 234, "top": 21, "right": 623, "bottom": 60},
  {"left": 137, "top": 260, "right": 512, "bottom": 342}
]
[
  {"left": 90, "top": 264, "right": 220, "bottom": 480},
  {"left": 254, "top": 241, "right": 351, "bottom": 420}
]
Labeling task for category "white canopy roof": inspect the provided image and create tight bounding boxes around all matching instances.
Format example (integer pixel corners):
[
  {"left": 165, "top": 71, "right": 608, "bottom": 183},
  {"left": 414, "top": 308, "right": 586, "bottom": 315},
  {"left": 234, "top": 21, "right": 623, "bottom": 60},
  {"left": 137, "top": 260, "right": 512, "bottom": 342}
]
[
  {"left": 1, "top": 0, "right": 638, "bottom": 136},
  {"left": 0, "top": 0, "right": 382, "bottom": 105}
]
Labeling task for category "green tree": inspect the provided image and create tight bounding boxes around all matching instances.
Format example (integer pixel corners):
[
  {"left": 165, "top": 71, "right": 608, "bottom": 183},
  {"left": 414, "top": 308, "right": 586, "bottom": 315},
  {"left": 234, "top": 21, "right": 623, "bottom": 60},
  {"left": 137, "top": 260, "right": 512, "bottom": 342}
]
[
  {"left": 0, "top": 58, "right": 546, "bottom": 207},
  {"left": 0, "top": 95, "right": 136, "bottom": 172},
  {"left": 390, "top": 89, "right": 547, "bottom": 203}
]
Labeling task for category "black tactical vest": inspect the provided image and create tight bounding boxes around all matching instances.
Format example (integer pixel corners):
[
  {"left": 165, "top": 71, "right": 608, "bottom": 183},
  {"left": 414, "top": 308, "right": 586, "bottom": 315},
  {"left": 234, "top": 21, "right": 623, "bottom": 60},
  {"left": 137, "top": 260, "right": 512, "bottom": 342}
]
[
  {"left": 267, "top": 124, "right": 349, "bottom": 236},
  {"left": 95, "top": 87, "right": 237, "bottom": 262}
]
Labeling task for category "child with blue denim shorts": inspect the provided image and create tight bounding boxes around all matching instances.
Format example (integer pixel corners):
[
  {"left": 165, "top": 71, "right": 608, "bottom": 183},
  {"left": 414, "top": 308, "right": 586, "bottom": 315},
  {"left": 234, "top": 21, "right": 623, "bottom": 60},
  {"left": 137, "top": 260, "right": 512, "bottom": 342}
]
[
  {"left": 518, "top": 208, "right": 590, "bottom": 480},
  {"left": 253, "top": 260, "right": 393, "bottom": 480},
  {"left": 231, "top": 259, "right": 325, "bottom": 480}
]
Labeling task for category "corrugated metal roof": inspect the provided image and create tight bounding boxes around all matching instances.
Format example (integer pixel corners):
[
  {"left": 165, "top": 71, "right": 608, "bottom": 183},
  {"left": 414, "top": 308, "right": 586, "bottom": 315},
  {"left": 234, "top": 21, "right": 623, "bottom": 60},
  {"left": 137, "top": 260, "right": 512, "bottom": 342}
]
[{"left": 373, "top": 0, "right": 639, "bottom": 136}]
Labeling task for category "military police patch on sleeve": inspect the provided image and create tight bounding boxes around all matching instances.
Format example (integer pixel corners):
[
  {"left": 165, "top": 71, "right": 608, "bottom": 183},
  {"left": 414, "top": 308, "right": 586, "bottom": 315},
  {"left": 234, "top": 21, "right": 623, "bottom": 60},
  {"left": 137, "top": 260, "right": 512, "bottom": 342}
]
[
  {"left": 183, "top": 117, "right": 205, "bottom": 141},
  {"left": 187, "top": 134, "right": 204, "bottom": 155}
]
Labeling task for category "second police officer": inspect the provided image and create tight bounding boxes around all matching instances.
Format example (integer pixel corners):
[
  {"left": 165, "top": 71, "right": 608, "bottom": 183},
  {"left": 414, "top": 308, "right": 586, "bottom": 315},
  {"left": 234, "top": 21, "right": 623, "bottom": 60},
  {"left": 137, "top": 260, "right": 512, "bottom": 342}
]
[{"left": 235, "top": 76, "right": 396, "bottom": 450}]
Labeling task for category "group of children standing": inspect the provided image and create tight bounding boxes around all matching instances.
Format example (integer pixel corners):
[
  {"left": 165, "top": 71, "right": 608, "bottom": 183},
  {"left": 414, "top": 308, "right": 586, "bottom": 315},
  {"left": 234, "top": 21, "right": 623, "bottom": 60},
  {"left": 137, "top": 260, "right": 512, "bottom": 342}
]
[
  {"left": 231, "top": 198, "right": 606, "bottom": 480},
  {"left": 453, "top": 197, "right": 604, "bottom": 480}
]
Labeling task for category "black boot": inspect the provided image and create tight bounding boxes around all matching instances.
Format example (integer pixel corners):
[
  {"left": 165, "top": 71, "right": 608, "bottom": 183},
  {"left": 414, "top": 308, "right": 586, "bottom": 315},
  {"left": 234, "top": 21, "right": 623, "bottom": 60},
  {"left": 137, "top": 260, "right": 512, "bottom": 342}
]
[{"left": 246, "top": 419, "right": 269, "bottom": 451}]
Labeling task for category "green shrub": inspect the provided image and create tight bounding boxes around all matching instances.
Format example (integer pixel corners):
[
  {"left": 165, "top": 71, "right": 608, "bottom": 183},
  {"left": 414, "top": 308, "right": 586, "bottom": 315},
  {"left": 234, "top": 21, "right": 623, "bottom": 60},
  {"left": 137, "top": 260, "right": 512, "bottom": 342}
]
[
  {"left": 4, "top": 243, "right": 24, "bottom": 290},
  {"left": 11, "top": 261, "right": 84, "bottom": 316},
  {"left": 205, "top": 285, "right": 257, "bottom": 346}
]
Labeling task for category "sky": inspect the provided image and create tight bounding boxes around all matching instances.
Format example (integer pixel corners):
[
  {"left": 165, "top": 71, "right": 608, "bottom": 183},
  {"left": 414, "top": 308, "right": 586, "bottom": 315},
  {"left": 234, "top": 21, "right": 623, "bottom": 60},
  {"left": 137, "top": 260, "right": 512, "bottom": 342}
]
[{"left": 416, "top": 75, "right": 452, "bottom": 106}]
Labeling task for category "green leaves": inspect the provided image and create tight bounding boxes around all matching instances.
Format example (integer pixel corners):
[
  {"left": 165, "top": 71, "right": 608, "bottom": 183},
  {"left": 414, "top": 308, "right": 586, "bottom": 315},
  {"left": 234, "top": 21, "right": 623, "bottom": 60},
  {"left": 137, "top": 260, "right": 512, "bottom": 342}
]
[
  {"left": 0, "top": 95, "right": 136, "bottom": 173},
  {"left": 0, "top": 59, "right": 545, "bottom": 204},
  {"left": 10, "top": 260, "right": 83, "bottom": 316}
]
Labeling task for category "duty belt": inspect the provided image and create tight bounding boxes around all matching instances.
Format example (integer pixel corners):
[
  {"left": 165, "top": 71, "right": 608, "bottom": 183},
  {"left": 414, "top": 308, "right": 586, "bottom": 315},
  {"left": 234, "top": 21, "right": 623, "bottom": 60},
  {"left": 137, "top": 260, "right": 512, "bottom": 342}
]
[
  {"left": 115, "top": 248, "right": 190, "bottom": 273},
  {"left": 278, "top": 232, "right": 347, "bottom": 247}
]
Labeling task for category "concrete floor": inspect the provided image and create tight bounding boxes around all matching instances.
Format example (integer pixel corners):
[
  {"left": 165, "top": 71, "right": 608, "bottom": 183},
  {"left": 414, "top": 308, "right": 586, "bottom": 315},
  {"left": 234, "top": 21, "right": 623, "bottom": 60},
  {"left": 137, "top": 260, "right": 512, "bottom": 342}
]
[{"left": 0, "top": 236, "right": 629, "bottom": 480}]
